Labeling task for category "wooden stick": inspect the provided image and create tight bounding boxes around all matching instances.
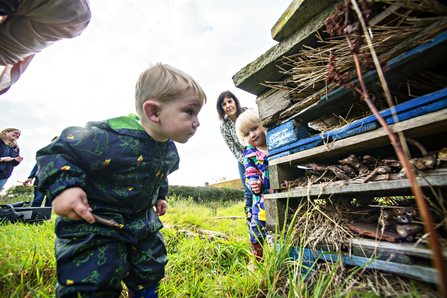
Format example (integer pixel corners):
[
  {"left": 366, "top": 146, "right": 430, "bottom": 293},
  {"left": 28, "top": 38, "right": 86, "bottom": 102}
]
[
  {"left": 91, "top": 214, "right": 120, "bottom": 228},
  {"left": 16, "top": 181, "right": 37, "bottom": 187}
]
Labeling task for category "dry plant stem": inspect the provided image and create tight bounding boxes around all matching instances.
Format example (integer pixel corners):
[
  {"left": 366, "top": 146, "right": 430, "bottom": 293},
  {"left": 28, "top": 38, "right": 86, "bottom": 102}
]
[
  {"left": 347, "top": 1, "right": 447, "bottom": 294},
  {"left": 350, "top": 0, "right": 412, "bottom": 162}
]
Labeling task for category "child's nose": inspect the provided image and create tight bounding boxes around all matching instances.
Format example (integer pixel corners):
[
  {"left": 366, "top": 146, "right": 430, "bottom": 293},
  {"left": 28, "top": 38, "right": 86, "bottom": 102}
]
[{"left": 193, "top": 117, "right": 200, "bottom": 128}]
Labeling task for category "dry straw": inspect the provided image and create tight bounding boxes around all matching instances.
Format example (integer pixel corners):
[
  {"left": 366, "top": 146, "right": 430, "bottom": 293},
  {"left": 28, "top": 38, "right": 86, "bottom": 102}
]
[{"left": 262, "top": 2, "right": 447, "bottom": 103}]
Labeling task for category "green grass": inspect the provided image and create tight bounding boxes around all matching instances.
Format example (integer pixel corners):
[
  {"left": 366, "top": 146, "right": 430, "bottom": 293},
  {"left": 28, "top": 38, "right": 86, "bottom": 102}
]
[
  {"left": 0, "top": 219, "right": 57, "bottom": 297},
  {"left": 1, "top": 196, "right": 426, "bottom": 297}
]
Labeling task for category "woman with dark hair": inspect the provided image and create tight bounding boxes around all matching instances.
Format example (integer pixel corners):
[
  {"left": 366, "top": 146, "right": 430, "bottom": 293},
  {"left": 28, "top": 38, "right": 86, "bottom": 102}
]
[
  {"left": 217, "top": 90, "right": 253, "bottom": 226},
  {"left": 0, "top": 128, "right": 23, "bottom": 191}
]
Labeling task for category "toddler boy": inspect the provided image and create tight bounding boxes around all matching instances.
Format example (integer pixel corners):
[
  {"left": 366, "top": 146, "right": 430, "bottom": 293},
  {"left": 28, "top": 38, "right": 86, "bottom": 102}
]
[{"left": 36, "top": 63, "right": 206, "bottom": 298}]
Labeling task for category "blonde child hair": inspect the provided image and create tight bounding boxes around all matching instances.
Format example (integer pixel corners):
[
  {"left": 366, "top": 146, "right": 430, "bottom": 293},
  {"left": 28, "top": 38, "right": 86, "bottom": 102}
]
[
  {"left": 235, "top": 109, "right": 262, "bottom": 146},
  {"left": 1, "top": 128, "right": 20, "bottom": 148},
  {"left": 134, "top": 63, "right": 207, "bottom": 118}
]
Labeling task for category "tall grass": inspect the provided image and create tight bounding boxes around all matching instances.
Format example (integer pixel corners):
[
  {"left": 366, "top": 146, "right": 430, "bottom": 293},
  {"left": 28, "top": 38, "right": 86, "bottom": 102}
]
[
  {"left": 0, "top": 220, "right": 56, "bottom": 297},
  {"left": 1, "top": 196, "right": 425, "bottom": 297}
]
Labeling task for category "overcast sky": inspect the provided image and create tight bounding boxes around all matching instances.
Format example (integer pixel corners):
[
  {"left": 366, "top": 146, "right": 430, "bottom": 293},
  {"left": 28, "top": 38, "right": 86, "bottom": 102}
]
[{"left": 1, "top": 0, "right": 291, "bottom": 193}]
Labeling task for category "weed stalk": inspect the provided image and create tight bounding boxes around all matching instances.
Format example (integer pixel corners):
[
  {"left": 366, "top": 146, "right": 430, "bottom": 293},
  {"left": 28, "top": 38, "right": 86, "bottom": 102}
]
[{"left": 326, "top": 0, "right": 447, "bottom": 295}]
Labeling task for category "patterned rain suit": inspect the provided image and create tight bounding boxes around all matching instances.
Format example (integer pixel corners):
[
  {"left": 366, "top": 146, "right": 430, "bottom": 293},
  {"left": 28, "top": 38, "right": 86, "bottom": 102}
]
[
  {"left": 243, "top": 145, "right": 275, "bottom": 223},
  {"left": 36, "top": 115, "right": 179, "bottom": 298}
]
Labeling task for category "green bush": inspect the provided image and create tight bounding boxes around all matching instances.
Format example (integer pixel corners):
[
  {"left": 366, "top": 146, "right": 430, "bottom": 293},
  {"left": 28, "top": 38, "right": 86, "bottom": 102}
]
[
  {"left": 168, "top": 185, "right": 244, "bottom": 203},
  {"left": 0, "top": 185, "right": 33, "bottom": 205}
]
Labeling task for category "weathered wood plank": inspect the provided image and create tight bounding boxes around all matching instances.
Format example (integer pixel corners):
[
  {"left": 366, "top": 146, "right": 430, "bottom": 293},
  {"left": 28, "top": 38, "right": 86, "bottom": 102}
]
[
  {"left": 271, "top": 0, "right": 334, "bottom": 42},
  {"left": 349, "top": 238, "right": 447, "bottom": 259},
  {"left": 265, "top": 168, "right": 447, "bottom": 198},
  {"left": 232, "top": 4, "right": 338, "bottom": 96},
  {"left": 257, "top": 89, "right": 291, "bottom": 126},
  {"left": 269, "top": 162, "right": 302, "bottom": 190},
  {"left": 265, "top": 198, "right": 287, "bottom": 232},
  {"left": 287, "top": 247, "right": 440, "bottom": 284}
]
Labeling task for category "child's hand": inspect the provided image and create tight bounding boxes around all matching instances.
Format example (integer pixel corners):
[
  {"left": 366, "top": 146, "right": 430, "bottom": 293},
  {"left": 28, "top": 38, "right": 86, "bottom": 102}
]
[
  {"left": 15, "top": 156, "right": 23, "bottom": 162},
  {"left": 52, "top": 187, "right": 95, "bottom": 224},
  {"left": 155, "top": 199, "right": 167, "bottom": 216},
  {"left": 250, "top": 180, "right": 262, "bottom": 194},
  {"left": 22, "top": 178, "right": 33, "bottom": 186}
]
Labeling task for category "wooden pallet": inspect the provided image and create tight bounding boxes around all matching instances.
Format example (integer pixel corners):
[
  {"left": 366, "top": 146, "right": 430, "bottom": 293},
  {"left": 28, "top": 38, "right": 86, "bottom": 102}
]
[
  {"left": 267, "top": 108, "right": 447, "bottom": 191},
  {"left": 284, "top": 241, "right": 443, "bottom": 284}
]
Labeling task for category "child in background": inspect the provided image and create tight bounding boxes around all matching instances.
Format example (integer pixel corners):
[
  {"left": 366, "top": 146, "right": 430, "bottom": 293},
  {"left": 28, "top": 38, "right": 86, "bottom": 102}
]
[
  {"left": 36, "top": 63, "right": 206, "bottom": 298},
  {"left": 235, "top": 109, "right": 274, "bottom": 269}
]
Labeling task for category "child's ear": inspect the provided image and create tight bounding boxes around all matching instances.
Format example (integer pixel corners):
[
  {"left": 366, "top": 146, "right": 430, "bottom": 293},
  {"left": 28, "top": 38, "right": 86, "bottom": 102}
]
[{"left": 143, "top": 100, "right": 160, "bottom": 123}]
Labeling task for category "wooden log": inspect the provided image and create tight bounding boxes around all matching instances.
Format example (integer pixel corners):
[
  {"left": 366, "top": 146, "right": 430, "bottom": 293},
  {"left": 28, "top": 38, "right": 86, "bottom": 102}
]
[
  {"left": 177, "top": 229, "right": 246, "bottom": 242},
  {"left": 265, "top": 197, "right": 287, "bottom": 232},
  {"left": 396, "top": 224, "right": 424, "bottom": 238},
  {"left": 211, "top": 216, "right": 244, "bottom": 220}
]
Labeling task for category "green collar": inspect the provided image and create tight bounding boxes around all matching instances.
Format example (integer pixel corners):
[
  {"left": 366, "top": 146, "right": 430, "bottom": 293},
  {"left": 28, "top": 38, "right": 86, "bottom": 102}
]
[{"left": 107, "top": 114, "right": 144, "bottom": 131}]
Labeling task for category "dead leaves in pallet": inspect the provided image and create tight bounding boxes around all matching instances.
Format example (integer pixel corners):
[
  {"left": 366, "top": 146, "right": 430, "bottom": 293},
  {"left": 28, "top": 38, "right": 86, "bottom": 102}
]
[
  {"left": 281, "top": 147, "right": 447, "bottom": 189},
  {"left": 281, "top": 153, "right": 401, "bottom": 188},
  {"left": 283, "top": 197, "right": 442, "bottom": 296},
  {"left": 290, "top": 198, "right": 379, "bottom": 252}
]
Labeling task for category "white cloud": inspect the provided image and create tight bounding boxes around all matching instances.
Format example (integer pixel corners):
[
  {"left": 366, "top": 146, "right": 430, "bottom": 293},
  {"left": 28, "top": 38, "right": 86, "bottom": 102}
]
[{"left": 0, "top": 0, "right": 290, "bottom": 193}]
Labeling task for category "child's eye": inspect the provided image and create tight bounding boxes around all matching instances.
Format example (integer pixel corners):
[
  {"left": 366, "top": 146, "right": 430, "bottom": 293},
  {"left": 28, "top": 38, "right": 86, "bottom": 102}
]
[{"left": 186, "top": 109, "right": 193, "bottom": 115}]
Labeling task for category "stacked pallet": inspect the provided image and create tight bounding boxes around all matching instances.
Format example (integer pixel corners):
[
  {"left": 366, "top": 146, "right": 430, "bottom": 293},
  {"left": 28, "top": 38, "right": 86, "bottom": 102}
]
[
  {"left": 232, "top": 0, "right": 447, "bottom": 286},
  {"left": 232, "top": 0, "right": 447, "bottom": 229}
]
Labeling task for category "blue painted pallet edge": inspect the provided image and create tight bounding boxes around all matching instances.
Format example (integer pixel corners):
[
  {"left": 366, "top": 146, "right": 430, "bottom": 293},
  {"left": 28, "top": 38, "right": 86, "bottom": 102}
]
[
  {"left": 267, "top": 120, "right": 311, "bottom": 151},
  {"left": 282, "top": 245, "right": 438, "bottom": 284},
  {"left": 269, "top": 87, "right": 447, "bottom": 159}
]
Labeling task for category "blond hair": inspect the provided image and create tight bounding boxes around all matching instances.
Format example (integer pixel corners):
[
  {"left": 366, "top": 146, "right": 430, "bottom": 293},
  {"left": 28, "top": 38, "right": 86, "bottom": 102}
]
[
  {"left": 235, "top": 109, "right": 261, "bottom": 145},
  {"left": 135, "top": 63, "right": 207, "bottom": 117},
  {"left": 1, "top": 128, "right": 20, "bottom": 148}
]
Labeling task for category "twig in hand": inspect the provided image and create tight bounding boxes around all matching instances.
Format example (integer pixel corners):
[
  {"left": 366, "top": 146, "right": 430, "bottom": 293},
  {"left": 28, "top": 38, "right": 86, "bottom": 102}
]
[
  {"left": 16, "top": 181, "right": 37, "bottom": 187},
  {"left": 92, "top": 214, "right": 120, "bottom": 228}
]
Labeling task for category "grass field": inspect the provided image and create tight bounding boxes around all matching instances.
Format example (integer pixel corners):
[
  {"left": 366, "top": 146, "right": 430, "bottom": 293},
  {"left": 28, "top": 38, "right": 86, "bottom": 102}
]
[{"left": 0, "top": 196, "right": 436, "bottom": 297}]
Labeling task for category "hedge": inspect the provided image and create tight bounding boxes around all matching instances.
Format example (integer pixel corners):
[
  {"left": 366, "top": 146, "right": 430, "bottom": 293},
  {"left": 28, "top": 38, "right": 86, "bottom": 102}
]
[{"left": 167, "top": 185, "right": 244, "bottom": 203}]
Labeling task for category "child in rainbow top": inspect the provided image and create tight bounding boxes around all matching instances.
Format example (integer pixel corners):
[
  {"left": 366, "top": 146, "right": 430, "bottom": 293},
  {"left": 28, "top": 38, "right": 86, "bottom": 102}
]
[{"left": 235, "top": 109, "right": 275, "bottom": 267}]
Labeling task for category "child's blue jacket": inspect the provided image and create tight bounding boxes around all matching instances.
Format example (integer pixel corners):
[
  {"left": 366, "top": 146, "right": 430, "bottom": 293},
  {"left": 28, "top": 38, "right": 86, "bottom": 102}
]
[{"left": 36, "top": 115, "right": 179, "bottom": 218}]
